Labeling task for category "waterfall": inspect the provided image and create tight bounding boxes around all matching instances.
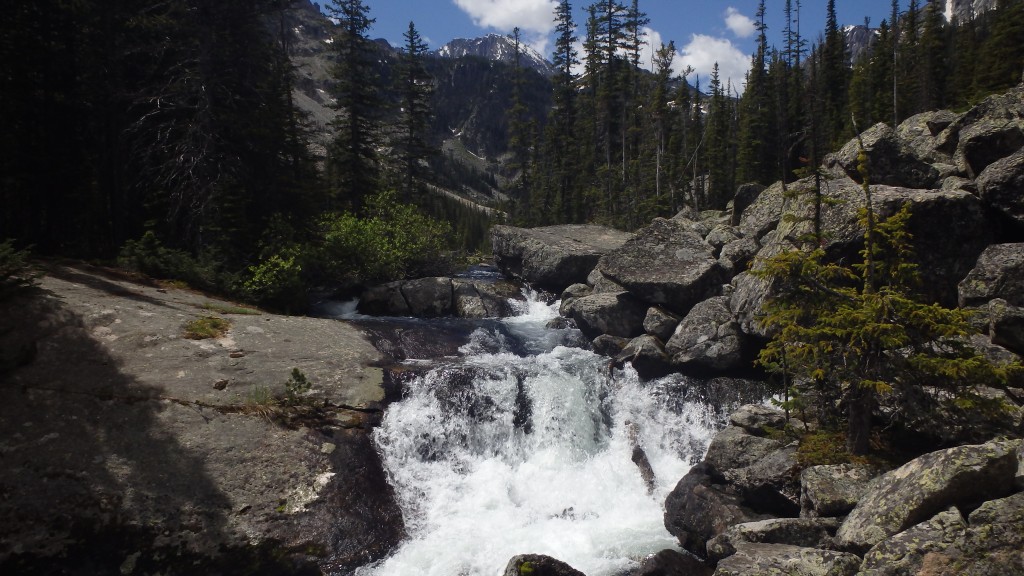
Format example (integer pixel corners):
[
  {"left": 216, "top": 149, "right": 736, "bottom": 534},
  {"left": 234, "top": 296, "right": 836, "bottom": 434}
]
[{"left": 354, "top": 292, "right": 727, "bottom": 576}]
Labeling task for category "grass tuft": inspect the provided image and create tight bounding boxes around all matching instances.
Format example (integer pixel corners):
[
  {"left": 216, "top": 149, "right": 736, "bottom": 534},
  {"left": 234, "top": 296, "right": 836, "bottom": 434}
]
[{"left": 183, "top": 316, "right": 231, "bottom": 340}]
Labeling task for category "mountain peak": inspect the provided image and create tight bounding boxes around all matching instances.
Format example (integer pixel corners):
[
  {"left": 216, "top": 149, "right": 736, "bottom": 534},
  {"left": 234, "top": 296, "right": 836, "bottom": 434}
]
[{"left": 436, "top": 34, "right": 555, "bottom": 77}]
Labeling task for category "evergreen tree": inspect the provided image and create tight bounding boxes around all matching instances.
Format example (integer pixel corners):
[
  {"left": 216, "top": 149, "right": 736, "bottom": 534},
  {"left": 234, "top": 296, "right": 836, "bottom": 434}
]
[
  {"left": 738, "top": 0, "right": 775, "bottom": 186},
  {"left": 550, "top": 0, "right": 582, "bottom": 223},
  {"left": 327, "top": 0, "right": 381, "bottom": 210},
  {"left": 705, "top": 64, "right": 734, "bottom": 210},
  {"left": 975, "top": 0, "right": 1024, "bottom": 94},
  {"left": 396, "top": 21, "right": 435, "bottom": 204},
  {"left": 821, "top": 0, "right": 850, "bottom": 147}
]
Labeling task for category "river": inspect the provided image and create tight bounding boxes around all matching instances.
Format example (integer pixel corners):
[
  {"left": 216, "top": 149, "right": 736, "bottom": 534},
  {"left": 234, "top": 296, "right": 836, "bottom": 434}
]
[{"left": 328, "top": 287, "right": 740, "bottom": 575}]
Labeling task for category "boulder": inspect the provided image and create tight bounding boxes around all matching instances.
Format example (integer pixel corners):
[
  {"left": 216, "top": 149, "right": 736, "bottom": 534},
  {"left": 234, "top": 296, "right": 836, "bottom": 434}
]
[
  {"left": 401, "top": 277, "right": 453, "bottom": 318},
  {"left": 665, "top": 296, "right": 746, "bottom": 373},
  {"left": 712, "top": 543, "right": 860, "bottom": 576},
  {"left": 800, "top": 464, "right": 876, "bottom": 518},
  {"left": 732, "top": 183, "right": 767, "bottom": 226},
  {"left": 643, "top": 306, "right": 681, "bottom": 342},
  {"left": 663, "top": 463, "right": 771, "bottom": 557},
  {"left": 895, "top": 110, "right": 959, "bottom": 165},
  {"left": 598, "top": 218, "right": 725, "bottom": 316},
  {"left": 729, "top": 270, "right": 774, "bottom": 339},
  {"left": 989, "top": 298, "right": 1024, "bottom": 356},
  {"left": 592, "top": 334, "right": 631, "bottom": 356},
  {"left": 491, "top": 224, "right": 633, "bottom": 293},
  {"left": 453, "top": 280, "right": 488, "bottom": 318},
  {"left": 767, "top": 179, "right": 994, "bottom": 307},
  {"left": 738, "top": 180, "right": 787, "bottom": 241},
  {"left": 629, "top": 549, "right": 712, "bottom": 576},
  {"left": 452, "top": 279, "right": 522, "bottom": 318},
  {"left": 359, "top": 281, "right": 411, "bottom": 316},
  {"left": 959, "top": 243, "right": 1024, "bottom": 307},
  {"left": 947, "top": 491, "right": 1024, "bottom": 576},
  {"left": 615, "top": 334, "right": 673, "bottom": 380},
  {"left": 729, "top": 404, "right": 788, "bottom": 436},
  {"left": 587, "top": 267, "right": 627, "bottom": 294},
  {"left": 860, "top": 507, "right": 968, "bottom": 576},
  {"left": 558, "top": 283, "right": 593, "bottom": 316},
  {"left": 948, "top": 88, "right": 1024, "bottom": 178},
  {"left": 824, "top": 122, "right": 941, "bottom": 188},
  {"left": 977, "top": 148, "right": 1024, "bottom": 230},
  {"left": 835, "top": 439, "right": 1022, "bottom": 551},
  {"left": 706, "top": 517, "right": 842, "bottom": 563},
  {"left": 565, "top": 291, "right": 648, "bottom": 340},
  {"left": 726, "top": 444, "right": 803, "bottom": 517},
  {"left": 503, "top": 554, "right": 586, "bottom": 576},
  {"left": 703, "top": 426, "right": 785, "bottom": 479},
  {"left": 718, "top": 237, "right": 760, "bottom": 276},
  {"left": 705, "top": 224, "right": 741, "bottom": 257}
]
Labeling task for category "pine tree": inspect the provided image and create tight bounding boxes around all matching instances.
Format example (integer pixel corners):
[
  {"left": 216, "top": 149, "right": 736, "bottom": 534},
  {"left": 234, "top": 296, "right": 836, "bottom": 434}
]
[
  {"left": 705, "top": 63, "right": 733, "bottom": 210},
  {"left": 550, "top": 0, "right": 582, "bottom": 223},
  {"left": 396, "top": 21, "right": 434, "bottom": 205},
  {"left": 738, "top": 0, "right": 775, "bottom": 186},
  {"left": 327, "top": 0, "right": 381, "bottom": 211}
]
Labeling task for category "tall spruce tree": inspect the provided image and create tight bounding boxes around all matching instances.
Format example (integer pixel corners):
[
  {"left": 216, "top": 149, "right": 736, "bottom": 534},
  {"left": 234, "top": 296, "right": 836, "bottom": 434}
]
[
  {"left": 738, "top": 0, "right": 774, "bottom": 186},
  {"left": 327, "top": 0, "right": 380, "bottom": 210},
  {"left": 396, "top": 21, "right": 434, "bottom": 205}
]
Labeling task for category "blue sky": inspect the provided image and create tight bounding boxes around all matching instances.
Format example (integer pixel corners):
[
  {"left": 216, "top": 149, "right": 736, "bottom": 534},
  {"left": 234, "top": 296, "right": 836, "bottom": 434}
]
[{"left": 339, "top": 1, "right": 912, "bottom": 88}]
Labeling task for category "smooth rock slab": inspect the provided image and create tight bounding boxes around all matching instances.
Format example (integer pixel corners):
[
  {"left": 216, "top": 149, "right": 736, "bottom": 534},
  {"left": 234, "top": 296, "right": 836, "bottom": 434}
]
[
  {"left": 835, "top": 439, "right": 1022, "bottom": 551},
  {"left": 491, "top": 224, "right": 633, "bottom": 293},
  {"left": 712, "top": 543, "right": 860, "bottom": 576}
]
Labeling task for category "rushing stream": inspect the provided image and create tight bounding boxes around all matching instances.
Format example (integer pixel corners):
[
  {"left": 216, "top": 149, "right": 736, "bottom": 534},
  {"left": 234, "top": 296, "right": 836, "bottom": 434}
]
[{"left": 340, "top": 290, "right": 734, "bottom": 576}]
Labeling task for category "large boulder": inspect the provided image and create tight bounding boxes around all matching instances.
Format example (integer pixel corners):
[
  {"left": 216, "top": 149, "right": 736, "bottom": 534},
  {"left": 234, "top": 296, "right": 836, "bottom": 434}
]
[
  {"left": 452, "top": 279, "right": 522, "bottom": 318},
  {"left": 703, "top": 426, "right": 785, "bottom": 479},
  {"left": 726, "top": 444, "right": 803, "bottom": 517},
  {"left": 732, "top": 183, "right": 767, "bottom": 226},
  {"left": 712, "top": 543, "right": 860, "bottom": 576},
  {"left": 491, "top": 224, "right": 633, "bottom": 293},
  {"left": 941, "top": 86, "right": 1024, "bottom": 178},
  {"left": 835, "top": 439, "right": 1022, "bottom": 551},
  {"left": 359, "top": 280, "right": 411, "bottom": 316},
  {"left": 663, "top": 463, "right": 771, "bottom": 558},
  {"left": 643, "top": 306, "right": 681, "bottom": 342},
  {"left": 977, "top": 148, "right": 1024, "bottom": 230},
  {"left": 665, "top": 296, "right": 746, "bottom": 373},
  {"left": 799, "top": 464, "right": 876, "bottom": 518},
  {"left": 615, "top": 334, "right": 673, "bottom": 380},
  {"left": 824, "top": 122, "right": 941, "bottom": 189},
  {"left": 706, "top": 517, "right": 841, "bottom": 563},
  {"left": 401, "top": 277, "right": 453, "bottom": 318},
  {"left": 598, "top": 218, "right": 726, "bottom": 316},
  {"left": 959, "top": 243, "right": 1024, "bottom": 307},
  {"left": 503, "top": 554, "right": 586, "bottom": 576},
  {"left": 988, "top": 298, "right": 1024, "bottom": 356},
  {"left": 895, "top": 110, "right": 959, "bottom": 165},
  {"left": 738, "top": 180, "right": 788, "bottom": 241},
  {"left": 564, "top": 291, "right": 647, "bottom": 340},
  {"left": 859, "top": 507, "right": 968, "bottom": 576}
]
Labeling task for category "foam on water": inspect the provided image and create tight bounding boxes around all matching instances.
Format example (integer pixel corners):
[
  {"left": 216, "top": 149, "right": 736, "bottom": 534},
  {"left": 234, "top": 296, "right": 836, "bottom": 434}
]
[{"left": 356, "top": 291, "right": 721, "bottom": 576}]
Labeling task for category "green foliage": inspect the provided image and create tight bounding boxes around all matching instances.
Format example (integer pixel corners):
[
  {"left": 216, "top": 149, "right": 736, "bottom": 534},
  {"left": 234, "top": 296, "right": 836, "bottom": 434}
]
[
  {"left": 242, "top": 249, "right": 307, "bottom": 314},
  {"left": 183, "top": 316, "right": 231, "bottom": 340},
  {"left": 0, "top": 239, "right": 38, "bottom": 299},
  {"left": 317, "top": 190, "right": 457, "bottom": 286},
  {"left": 283, "top": 368, "right": 312, "bottom": 406},
  {"left": 518, "top": 561, "right": 535, "bottom": 575},
  {"left": 756, "top": 201, "right": 1016, "bottom": 454},
  {"left": 118, "top": 232, "right": 230, "bottom": 292}
]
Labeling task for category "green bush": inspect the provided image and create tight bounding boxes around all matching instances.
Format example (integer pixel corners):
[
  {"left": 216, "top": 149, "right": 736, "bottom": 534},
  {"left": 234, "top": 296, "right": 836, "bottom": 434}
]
[
  {"left": 183, "top": 316, "right": 231, "bottom": 339},
  {"left": 317, "top": 190, "right": 459, "bottom": 286},
  {"left": 117, "top": 231, "right": 227, "bottom": 292},
  {"left": 0, "top": 239, "right": 38, "bottom": 299},
  {"left": 242, "top": 250, "right": 307, "bottom": 313}
]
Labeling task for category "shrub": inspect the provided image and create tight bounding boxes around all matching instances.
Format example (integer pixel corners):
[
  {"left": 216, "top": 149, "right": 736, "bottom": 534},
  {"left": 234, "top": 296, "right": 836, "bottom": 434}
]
[
  {"left": 117, "top": 231, "right": 226, "bottom": 292},
  {"left": 317, "top": 190, "right": 459, "bottom": 286},
  {"left": 183, "top": 316, "right": 231, "bottom": 339},
  {"left": 242, "top": 250, "right": 307, "bottom": 313},
  {"left": 0, "top": 239, "right": 38, "bottom": 299},
  {"left": 283, "top": 368, "right": 312, "bottom": 406}
]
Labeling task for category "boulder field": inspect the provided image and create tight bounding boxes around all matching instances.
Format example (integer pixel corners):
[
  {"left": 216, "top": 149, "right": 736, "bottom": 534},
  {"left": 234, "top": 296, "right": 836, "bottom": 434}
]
[{"left": 490, "top": 87, "right": 1024, "bottom": 575}]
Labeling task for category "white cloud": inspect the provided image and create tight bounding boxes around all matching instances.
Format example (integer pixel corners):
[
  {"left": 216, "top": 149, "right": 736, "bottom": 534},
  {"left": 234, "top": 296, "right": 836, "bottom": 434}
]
[
  {"left": 452, "top": 0, "right": 557, "bottom": 35},
  {"left": 678, "top": 34, "right": 751, "bottom": 93},
  {"left": 724, "top": 7, "right": 755, "bottom": 38}
]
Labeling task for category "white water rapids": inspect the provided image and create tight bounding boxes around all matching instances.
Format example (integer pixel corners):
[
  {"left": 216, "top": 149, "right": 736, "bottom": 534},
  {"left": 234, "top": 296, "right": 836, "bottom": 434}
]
[{"left": 353, "top": 293, "right": 728, "bottom": 576}]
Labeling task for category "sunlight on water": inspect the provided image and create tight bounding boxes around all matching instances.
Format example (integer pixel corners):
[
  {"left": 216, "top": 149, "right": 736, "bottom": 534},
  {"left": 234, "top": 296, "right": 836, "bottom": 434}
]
[{"left": 355, "top": 290, "right": 722, "bottom": 576}]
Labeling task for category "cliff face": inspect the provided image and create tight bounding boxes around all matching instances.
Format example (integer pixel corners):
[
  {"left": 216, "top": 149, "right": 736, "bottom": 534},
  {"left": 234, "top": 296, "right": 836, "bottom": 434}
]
[{"left": 947, "top": 0, "right": 1000, "bottom": 22}]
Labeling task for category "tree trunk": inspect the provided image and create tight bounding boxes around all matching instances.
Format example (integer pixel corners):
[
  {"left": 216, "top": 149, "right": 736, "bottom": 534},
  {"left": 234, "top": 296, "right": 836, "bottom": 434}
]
[{"left": 846, "top": 385, "right": 874, "bottom": 455}]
